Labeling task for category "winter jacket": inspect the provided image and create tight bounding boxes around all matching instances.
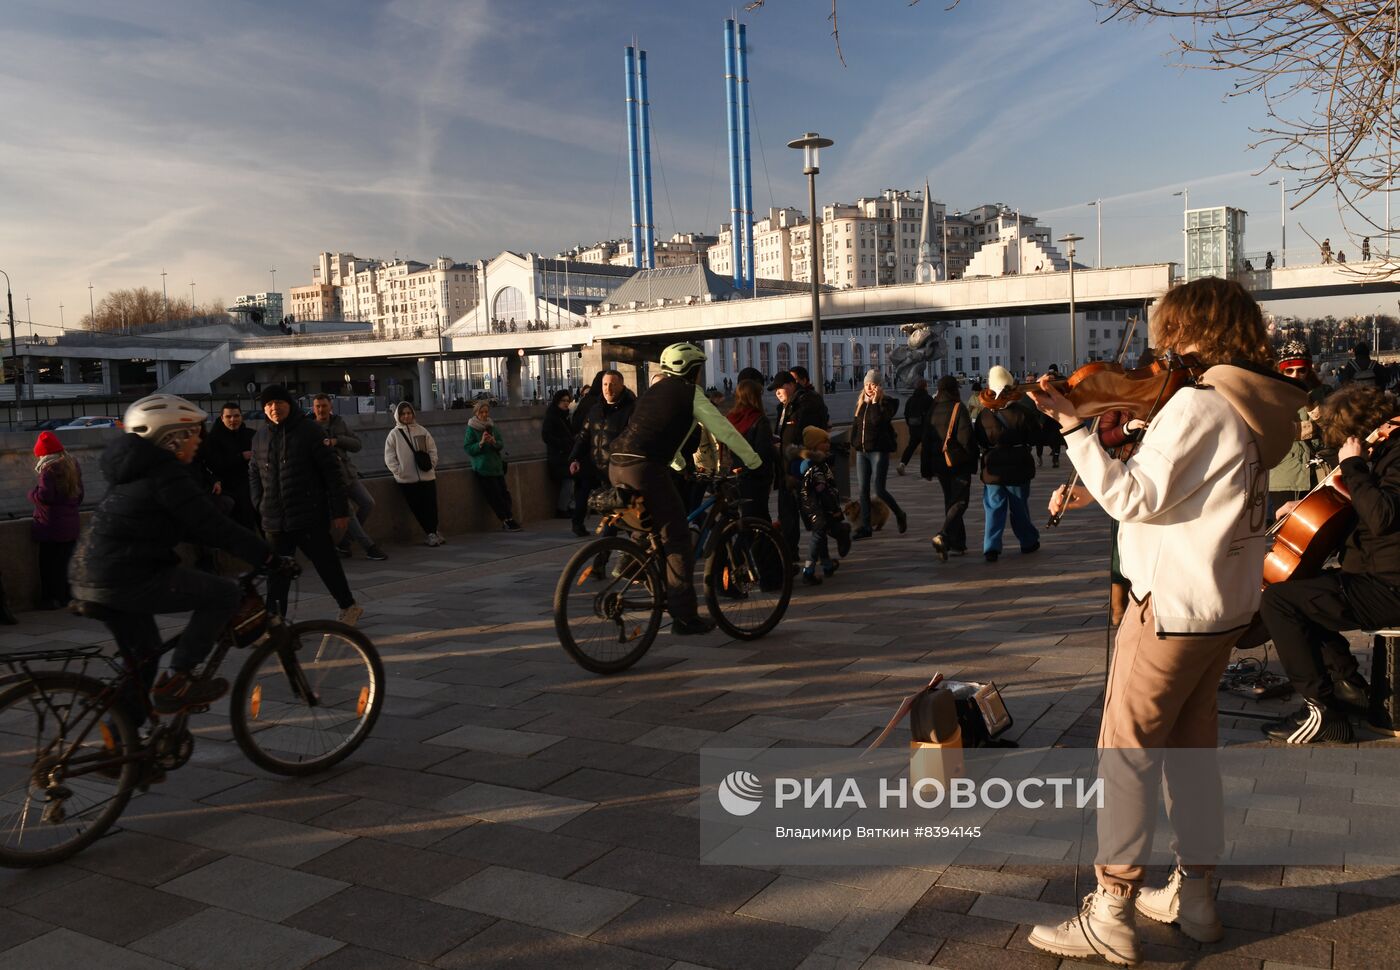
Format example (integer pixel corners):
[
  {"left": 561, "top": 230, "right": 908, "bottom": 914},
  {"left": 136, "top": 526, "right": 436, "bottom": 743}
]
[
  {"left": 315, "top": 413, "right": 362, "bottom": 484},
  {"left": 249, "top": 407, "right": 349, "bottom": 532},
  {"left": 727, "top": 406, "right": 777, "bottom": 489},
  {"left": 610, "top": 378, "right": 759, "bottom": 473},
  {"left": 975, "top": 404, "right": 1039, "bottom": 486},
  {"left": 464, "top": 417, "right": 508, "bottom": 477},
  {"left": 30, "top": 455, "right": 84, "bottom": 543},
  {"left": 70, "top": 434, "right": 269, "bottom": 596},
  {"left": 384, "top": 420, "right": 439, "bottom": 484},
  {"left": 1063, "top": 361, "right": 1304, "bottom": 635},
  {"left": 541, "top": 407, "right": 575, "bottom": 481},
  {"left": 851, "top": 395, "right": 900, "bottom": 453},
  {"left": 920, "top": 397, "right": 978, "bottom": 478},
  {"left": 903, "top": 387, "right": 933, "bottom": 427},
  {"left": 199, "top": 421, "right": 256, "bottom": 498},
  {"left": 796, "top": 452, "right": 843, "bottom": 530},
  {"left": 1338, "top": 437, "right": 1400, "bottom": 586},
  {"left": 570, "top": 389, "right": 637, "bottom": 478},
  {"left": 1268, "top": 386, "right": 1327, "bottom": 494},
  {"left": 776, "top": 387, "right": 830, "bottom": 484}
]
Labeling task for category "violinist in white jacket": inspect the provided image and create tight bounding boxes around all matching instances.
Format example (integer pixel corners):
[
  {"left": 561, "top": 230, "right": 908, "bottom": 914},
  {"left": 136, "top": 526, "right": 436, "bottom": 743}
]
[{"left": 1023, "top": 277, "right": 1304, "bottom": 964}]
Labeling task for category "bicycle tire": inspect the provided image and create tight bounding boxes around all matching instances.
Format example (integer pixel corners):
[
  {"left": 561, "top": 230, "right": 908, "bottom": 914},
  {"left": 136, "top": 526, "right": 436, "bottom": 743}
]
[
  {"left": 0, "top": 672, "right": 138, "bottom": 868},
  {"left": 554, "top": 535, "right": 664, "bottom": 674},
  {"left": 705, "top": 517, "right": 793, "bottom": 640},
  {"left": 229, "top": 620, "right": 384, "bottom": 776}
]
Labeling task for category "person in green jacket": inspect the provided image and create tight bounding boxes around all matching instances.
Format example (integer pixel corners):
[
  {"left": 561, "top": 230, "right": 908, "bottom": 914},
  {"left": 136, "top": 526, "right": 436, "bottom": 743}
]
[
  {"left": 464, "top": 401, "right": 521, "bottom": 531},
  {"left": 1269, "top": 340, "right": 1328, "bottom": 518}
]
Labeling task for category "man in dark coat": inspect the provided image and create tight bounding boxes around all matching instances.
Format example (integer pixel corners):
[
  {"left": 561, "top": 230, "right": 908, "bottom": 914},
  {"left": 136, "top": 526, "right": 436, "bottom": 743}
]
[
  {"left": 922, "top": 375, "right": 980, "bottom": 559},
  {"left": 568, "top": 369, "right": 637, "bottom": 537},
  {"left": 788, "top": 365, "right": 830, "bottom": 431},
  {"left": 974, "top": 392, "right": 1043, "bottom": 562},
  {"left": 772, "top": 371, "right": 829, "bottom": 560},
  {"left": 198, "top": 402, "right": 258, "bottom": 531},
  {"left": 249, "top": 385, "right": 360, "bottom": 622},
  {"left": 897, "top": 378, "right": 932, "bottom": 475}
]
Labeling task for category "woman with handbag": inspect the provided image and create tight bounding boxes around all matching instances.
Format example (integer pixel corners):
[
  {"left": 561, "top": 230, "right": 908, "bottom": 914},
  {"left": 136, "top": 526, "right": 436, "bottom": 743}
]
[
  {"left": 384, "top": 401, "right": 444, "bottom": 546},
  {"left": 464, "top": 401, "right": 522, "bottom": 532},
  {"left": 850, "top": 369, "right": 907, "bottom": 538},
  {"left": 922, "top": 376, "right": 979, "bottom": 561}
]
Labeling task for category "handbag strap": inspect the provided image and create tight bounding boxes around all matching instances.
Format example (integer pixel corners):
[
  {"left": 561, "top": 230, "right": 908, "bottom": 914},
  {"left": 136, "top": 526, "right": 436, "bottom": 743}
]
[{"left": 943, "top": 403, "right": 961, "bottom": 451}]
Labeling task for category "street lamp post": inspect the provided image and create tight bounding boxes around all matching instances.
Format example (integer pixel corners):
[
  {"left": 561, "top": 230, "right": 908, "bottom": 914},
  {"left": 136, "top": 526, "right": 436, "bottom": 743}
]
[
  {"left": 160, "top": 268, "right": 169, "bottom": 322},
  {"left": 0, "top": 269, "right": 22, "bottom": 422},
  {"left": 788, "top": 132, "right": 834, "bottom": 386},
  {"left": 88, "top": 282, "right": 95, "bottom": 326},
  {"left": 1087, "top": 199, "right": 1102, "bottom": 268},
  {"left": 1058, "top": 233, "right": 1083, "bottom": 369},
  {"left": 1268, "top": 178, "right": 1286, "bottom": 267},
  {"left": 1172, "top": 189, "right": 1189, "bottom": 276}
]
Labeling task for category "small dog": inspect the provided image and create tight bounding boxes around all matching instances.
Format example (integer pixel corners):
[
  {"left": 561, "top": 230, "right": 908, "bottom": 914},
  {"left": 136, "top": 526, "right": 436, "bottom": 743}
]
[{"left": 843, "top": 498, "right": 890, "bottom": 531}]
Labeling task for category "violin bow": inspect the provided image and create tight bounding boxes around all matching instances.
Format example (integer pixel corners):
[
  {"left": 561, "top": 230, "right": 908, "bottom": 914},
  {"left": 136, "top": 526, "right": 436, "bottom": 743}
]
[{"left": 1047, "top": 313, "right": 1141, "bottom": 527}]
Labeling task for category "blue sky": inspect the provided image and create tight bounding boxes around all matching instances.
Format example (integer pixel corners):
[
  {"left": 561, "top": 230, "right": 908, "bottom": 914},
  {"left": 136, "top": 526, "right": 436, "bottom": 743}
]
[{"left": 0, "top": 0, "right": 1388, "bottom": 333}]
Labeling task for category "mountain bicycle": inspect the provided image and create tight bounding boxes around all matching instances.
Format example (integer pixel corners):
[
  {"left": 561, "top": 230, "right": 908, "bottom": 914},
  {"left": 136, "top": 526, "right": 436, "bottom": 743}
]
[
  {"left": 554, "top": 472, "right": 792, "bottom": 673},
  {"left": 0, "top": 560, "right": 384, "bottom": 867}
]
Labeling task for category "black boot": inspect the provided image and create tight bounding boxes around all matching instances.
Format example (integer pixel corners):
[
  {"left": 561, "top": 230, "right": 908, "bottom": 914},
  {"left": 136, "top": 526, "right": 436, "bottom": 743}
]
[
  {"left": 0, "top": 573, "right": 16, "bottom": 625},
  {"left": 1263, "top": 699, "right": 1353, "bottom": 744},
  {"left": 1331, "top": 674, "right": 1370, "bottom": 714}
]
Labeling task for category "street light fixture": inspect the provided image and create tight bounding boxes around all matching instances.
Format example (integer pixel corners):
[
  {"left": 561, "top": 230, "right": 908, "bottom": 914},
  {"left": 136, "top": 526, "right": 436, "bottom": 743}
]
[
  {"left": 0, "top": 269, "right": 22, "bottom": 423},
  {"left": 1267, "top": 178, "right": 1286, "bottom": 267},
  {"left": 1058, "top": 233, "right": 1084, "bottom": 368},
  {"left": 1087, "top": 199, "right": 1102, "bottom": 268},
  {"left": 1172, "top": 189, "right": 1189, "bottom": 276},
  {"left": 787, "top": 131, "right": 834, "bottom": 385}
]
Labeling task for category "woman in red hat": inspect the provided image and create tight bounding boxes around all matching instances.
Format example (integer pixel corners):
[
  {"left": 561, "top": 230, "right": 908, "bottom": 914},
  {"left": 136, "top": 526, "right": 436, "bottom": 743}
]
[{"left": 29, "top": 430, "right": 84, "bottom": 609}]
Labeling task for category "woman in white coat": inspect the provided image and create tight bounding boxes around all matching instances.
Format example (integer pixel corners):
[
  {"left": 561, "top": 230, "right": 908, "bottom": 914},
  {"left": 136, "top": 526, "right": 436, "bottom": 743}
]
[{"left": 384, "top": 401, "right": 443, "bottom": 546}]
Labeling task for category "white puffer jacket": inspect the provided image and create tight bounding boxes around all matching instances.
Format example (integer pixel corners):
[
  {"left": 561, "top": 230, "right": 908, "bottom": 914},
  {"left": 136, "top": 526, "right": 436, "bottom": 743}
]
[{"left": 384, "top": 420, "right": 439, "bottom": 484}]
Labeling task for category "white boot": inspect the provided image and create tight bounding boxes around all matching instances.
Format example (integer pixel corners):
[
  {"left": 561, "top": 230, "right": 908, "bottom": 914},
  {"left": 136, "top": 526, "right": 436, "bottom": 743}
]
[
  {"left": 1135, "top": 866, "right": 1223, "bottom": 943},
  {"left": 1028, "top": 887, "right": 1141, "bottom": 966}
]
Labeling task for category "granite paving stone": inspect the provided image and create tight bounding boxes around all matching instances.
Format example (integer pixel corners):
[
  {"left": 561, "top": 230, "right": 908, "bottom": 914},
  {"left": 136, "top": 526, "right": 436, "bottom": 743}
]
[
  {"left": 133, "top": 907, "right": 343, "bottom": 970},
  {"left": 592, "top": 897, "right": 826, "bottom": 970},
  {"left": 435, "top": 781, "right": 595, "bottom": 831},
  {"left": 434, "top": 918, "right": 671, "bottom": 969},
  {"left": 423, "top": 723, "right": 564, "bottom": 756},
  {"left": 434, "top": 820, "right": 613, "bottom": 878},
  {"left": 736, "top": 875, "right": 870, "bottom": 932},
  {"left": 157, "top": 855, "right": 348, "bottom": 921},
  {"left": 436, "top": 864, "right": 640, "bottom": 935},
  {"left": 286, "top": 886, "right": 493, "bottom": 963},
  {"left": 298, "top": 837, "right": 483, "bottom": 898},
  {"left": 573, "top": 846, "right": 775, "bottom": 912},
  {"left": 13, "top": 872, "right": 205, "bottom": 946},
  {"left": 1, "top": 929, "right": 183, "bottom": 970}
]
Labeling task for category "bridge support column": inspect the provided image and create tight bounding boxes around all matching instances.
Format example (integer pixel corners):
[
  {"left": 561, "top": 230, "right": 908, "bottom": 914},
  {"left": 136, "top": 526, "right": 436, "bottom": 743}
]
[
  {"left": 61, "top": 358, "right": 80, "bottom": 383},
  {"left": 100, "top": 360, "right": 120, "bottom": 395},
  {"left": 580, "top": 340, "right": 664, "bottom": 395},
  {"left": 155, "top": 359, "right": 178, "bottom": 387},
  {"left": 503, "top": 353, "right": 523, "bottom": 407},
  {"left": 416, "top": 358, "right": 434, "bottom": 412}
]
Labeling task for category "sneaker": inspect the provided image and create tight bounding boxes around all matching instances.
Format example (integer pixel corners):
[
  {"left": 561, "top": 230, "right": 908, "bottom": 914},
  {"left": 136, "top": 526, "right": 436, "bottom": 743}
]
[
  {"left": 1136, "top": 867, "right": 1223, "bottom": 943},
  {"left": 337, "top": 604, "right": 364, "bottom": 627},
  {"left": 1028, "top": 888, "right": 1141, "bottom": 966},
  {"left": 1263, "top": 699, "right": 1353, "bottom": 743},
  {"left": 822, "top": 561, "right": 840, "bottom": 578},
  {"left": 672, "top": 615, "right": 716, "bottom": 636},
  {"left": 151, "top": 671, "right": 229, "bottom": 715},
  {"left": 834, "top": 522, "right": 853, "bottom": 558},
  {"left": 896, "top": 462, "right": 906, "bottom": 476},
  {"left": 895, "top": 509, "right": 908, "bottom": 534},
  {"left": 931, "top": 535, "right": 949, "bottom": 562},
  {"left": 801, "top": 569, "right": 822, "bottom": 586},
  {"left": 433, "top": 532, "right": 447, "bottom": 545},
  {"left": 503, "top": 519, "right": 523, "bottom": 532},
  {"left": 425, "top": 532, "right": 444, "bottom": 547},
  {"left": 985, "top": 549, "right": 1000, "bottom": 562},
  {"left": 365, "top": 545, "right": 389, "bottom": 561}
]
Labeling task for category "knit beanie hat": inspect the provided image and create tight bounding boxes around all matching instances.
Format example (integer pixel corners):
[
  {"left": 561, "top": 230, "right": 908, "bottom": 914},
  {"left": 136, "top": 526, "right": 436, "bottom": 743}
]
[
  {"left": 863, "top": 369, "right": 882, "bottom": 386},
  {"left": 33, "top": 431, "right": 64, "bottom": 457},
  {"left": 802, "top": 426, "right": 830, "bottom": 450},
  {"left": 1277, "top": 339, "right": 1312, "bottom": 370}
]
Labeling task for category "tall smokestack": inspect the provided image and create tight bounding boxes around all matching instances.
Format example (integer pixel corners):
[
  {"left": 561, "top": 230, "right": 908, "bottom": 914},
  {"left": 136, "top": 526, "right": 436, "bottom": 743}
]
[
  {"left": 737, "top": 23, "right": 754, "bottom": 290},
  {"left": 724, "top": 19, "right": 742, "bottom": 288},
  {"left": 638, "top": 49, "right": 655, "bottom": 269},
  {"left": 624, "top": 46, "right": 643, "bottom": 268}
]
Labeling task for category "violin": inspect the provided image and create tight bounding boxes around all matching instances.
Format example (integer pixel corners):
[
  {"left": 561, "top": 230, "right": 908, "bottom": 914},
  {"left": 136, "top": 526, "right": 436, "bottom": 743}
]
[{"left": 979, "top": 353, "right": 1208, "bottom": 422}]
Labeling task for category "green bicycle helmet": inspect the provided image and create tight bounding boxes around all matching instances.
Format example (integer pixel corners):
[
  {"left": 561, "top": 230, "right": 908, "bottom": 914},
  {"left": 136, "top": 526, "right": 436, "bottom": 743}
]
[{"left": 658, "top": 341, "right": 707, "bottom": 378}]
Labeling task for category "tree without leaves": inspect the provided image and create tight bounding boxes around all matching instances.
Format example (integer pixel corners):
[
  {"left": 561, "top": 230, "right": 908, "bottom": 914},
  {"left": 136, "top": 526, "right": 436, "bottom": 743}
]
[{"left": 81, "top": 286, "right": 225, "bottom": 332}]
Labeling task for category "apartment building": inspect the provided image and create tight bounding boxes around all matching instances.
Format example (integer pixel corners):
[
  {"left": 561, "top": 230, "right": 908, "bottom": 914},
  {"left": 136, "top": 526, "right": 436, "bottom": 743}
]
[
  {"left": 563, "top": 232, "right": 719, "bottom": 269},
  {"left": 298, "top": 252, "right": 479, "bottom": 336}
]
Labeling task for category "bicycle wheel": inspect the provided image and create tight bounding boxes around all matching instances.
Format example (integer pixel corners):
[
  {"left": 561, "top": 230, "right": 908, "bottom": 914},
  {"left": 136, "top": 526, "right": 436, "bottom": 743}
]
[
  {"left": 554, "top": 535, "right": 664, "bottom": 673},
  {"left": 0, "top": 672, "right": 138, "bottom": 867},
  {"left": 229, "top": 620, "right": 384, "bottom": 776},
  {"left": 705, "top": 517, "right": 793, "bottom": 640}
]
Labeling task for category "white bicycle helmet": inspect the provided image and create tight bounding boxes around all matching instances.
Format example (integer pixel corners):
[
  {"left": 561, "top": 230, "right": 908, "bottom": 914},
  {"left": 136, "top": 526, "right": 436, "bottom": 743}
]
[
  {"left": 658, "top": 341, "right": 707, "bottom": 378},
  {"left": 123, "top": 394, "right": 207, "bottom": 450}
]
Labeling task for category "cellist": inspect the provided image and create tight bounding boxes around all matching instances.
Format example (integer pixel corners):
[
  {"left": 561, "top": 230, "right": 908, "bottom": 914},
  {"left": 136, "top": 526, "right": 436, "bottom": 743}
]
[
  {"left": 1259, "top": 383, "right": 1400, "bottom": 744},
  {"left": 1022, "top": 277, "right": 1302, "bottom": 964}
]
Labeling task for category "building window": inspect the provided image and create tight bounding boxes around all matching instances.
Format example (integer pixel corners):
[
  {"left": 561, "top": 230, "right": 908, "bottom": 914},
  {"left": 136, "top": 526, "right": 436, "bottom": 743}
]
[
  {"left": 492, "top": 286, "right": 527, "bottom": 323},
  {"left": 954, "top": 336, "right": 963, "bottom": 350},
  {"left": 972, "top": 357, "right": 981, "bottom": 372},
  {"left": 971, "top": 336, "right": 979, "bottom": 349}
]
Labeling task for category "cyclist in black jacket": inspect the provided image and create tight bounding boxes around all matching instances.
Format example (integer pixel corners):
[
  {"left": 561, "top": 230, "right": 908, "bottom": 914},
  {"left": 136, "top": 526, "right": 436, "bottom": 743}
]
[{"left": 608, "top": 343, "right": 761, "bottom": 635}]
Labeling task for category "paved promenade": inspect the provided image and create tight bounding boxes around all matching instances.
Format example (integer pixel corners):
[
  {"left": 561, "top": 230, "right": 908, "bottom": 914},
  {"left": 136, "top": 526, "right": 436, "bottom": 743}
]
[{"left": 1, "top": 471, "right": 1398, "bottom": 969}]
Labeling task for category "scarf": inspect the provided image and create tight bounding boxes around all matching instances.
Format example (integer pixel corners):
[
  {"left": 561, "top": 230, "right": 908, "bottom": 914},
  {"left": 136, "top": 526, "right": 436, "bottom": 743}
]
[
  {"left": 468, "top": 415, "right": 495, "bottom": 432},
  {"left": 728, "top": 406, "right": 761, "bottom": 437},
  {"left": 35, "top": 453, "right": 66, "bottom": 476}
]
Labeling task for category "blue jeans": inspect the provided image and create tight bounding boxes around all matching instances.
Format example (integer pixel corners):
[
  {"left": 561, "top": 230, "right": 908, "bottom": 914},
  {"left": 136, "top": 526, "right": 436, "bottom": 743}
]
[
  {"left": 343, "top": 478, "right": 376, "bottom": 549},
  {"left": 806, "top": 526, "right": 833, "bottom": 568},
  {"left": 983, "top": 483, "right": 1039, "bottom": 554},
  {"left": 856, "top": 451, "right": 903, "bottom": 530}
]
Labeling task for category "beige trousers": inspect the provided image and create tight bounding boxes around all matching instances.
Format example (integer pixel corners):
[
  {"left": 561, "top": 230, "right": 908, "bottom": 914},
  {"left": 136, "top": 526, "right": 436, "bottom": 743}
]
[{"left": 1095, "top": 596, "right": 1241, "bottom": 895}]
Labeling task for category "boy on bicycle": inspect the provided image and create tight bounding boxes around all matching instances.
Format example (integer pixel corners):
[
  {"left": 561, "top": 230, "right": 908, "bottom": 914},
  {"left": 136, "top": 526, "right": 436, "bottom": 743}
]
[
  {"left": 69, "top": 394, "right": 273, "bottom": 719},
  {"left": 607, "top": 342, "right": 762, "bottom": 635}
]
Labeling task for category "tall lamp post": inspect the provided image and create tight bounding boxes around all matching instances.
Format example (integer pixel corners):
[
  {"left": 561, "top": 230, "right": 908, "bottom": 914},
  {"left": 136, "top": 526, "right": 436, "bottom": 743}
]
[
  {"left": 0, "top": 269, "right": 21, "bottom": 422},
  {"left": 1058, "top": 234, "right": 1083, "bottom": 369},
  {"left": 1087, "top": 199, "right": 1102, "bottom": 268},
  {"left": 1267, "top": 177, "right": 1286, "bottom": 266},
  {"left": 788, "top": 132, "right": 834, "bottom": 386},
  {"left": 1172, "top": 188, "right": 1189, "bottom": 276}
]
